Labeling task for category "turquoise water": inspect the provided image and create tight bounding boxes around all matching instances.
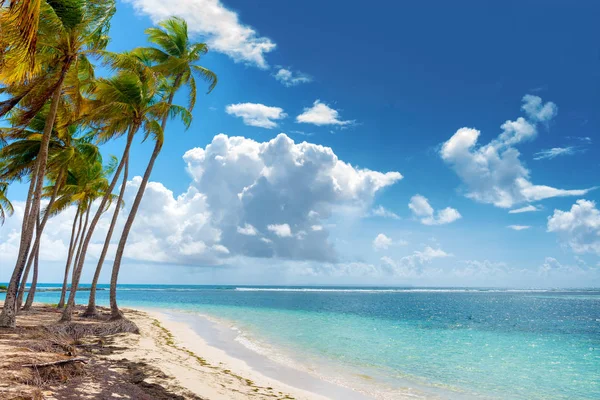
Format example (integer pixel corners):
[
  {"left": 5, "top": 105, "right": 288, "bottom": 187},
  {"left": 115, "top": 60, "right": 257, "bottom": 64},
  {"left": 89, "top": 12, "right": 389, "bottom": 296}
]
[{"left": 4, "top": 285, "right": 600, "bottom": 399}]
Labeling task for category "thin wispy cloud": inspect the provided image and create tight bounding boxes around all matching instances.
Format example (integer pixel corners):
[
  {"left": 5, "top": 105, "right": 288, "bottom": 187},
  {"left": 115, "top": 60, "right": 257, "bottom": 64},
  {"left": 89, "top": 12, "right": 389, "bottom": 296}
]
[
  {"left": 533, "top": 146, "right": 581, "bottom": 160},
  {"left": 368, "top": 205, "right": 400, "bottom": 220},
  {"left": 274, "top": 68, "right": 312, "bottom": 87},
  {"left": 507, "top": 225, "right": 531, "bottom": 231},
  {"left": 508, "top": 205, "right": 541, "bottom": 214}
]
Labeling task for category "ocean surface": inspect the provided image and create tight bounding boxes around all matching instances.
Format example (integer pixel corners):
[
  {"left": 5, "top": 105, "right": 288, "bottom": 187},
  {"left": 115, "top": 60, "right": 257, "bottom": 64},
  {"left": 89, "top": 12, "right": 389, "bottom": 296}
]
[{"left": 3, "top": 284, "right": 599, "bottom": 399}]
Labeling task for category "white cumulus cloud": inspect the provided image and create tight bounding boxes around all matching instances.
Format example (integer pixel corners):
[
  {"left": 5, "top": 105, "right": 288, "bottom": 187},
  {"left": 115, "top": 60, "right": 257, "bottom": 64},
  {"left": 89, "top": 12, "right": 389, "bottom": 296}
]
[
  {"left": 408, "top": 195, "right": 461, "bottom": 225},
  {"left": 268, "top": 223, "right": 292, "bottom": 238},
  {"left": 296, "top": 100, "right": 353, "bottom": 126},
  {"left": 124, "top": 0, "right": 276, "bottom": 68},
  {"left": 440, "top": 95, "right": 592, "bottom": 208},
  {"left": 226, "top": 103, "right": 287, "bottom": 129},
  {"left": 237, "top": 223, "right": 258, "bottom": 236},
  {"left": 547, "top": 199, "right": 600, "bottom": 255},
  {"left": 372, "top": 233, "right": 407, "bottom": 251},
  {"left": 1, "top": 134, "right": 402, "bottom": 267}
]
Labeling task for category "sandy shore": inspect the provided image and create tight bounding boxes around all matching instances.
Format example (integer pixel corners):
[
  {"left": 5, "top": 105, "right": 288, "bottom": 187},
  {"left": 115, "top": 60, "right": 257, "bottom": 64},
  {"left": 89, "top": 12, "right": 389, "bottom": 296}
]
[{"left": 0, "top": 303, "right": 341, "bottom": 399}]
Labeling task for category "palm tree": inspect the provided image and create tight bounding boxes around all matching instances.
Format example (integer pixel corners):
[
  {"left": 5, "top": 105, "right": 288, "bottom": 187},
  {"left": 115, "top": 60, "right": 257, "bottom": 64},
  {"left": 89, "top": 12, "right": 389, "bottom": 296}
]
[
  {"left": 0, "top": 0, "right": 116, "bottom": 328},
  {"left": 0, "top": 182, "right": 13, "bottom": 225},
  {"left": 1, "top": 101, "right": 97, "bottom": 310},
  {"left": 60, "top": 55, "right": 168, "bottom": 322},
  {"left": 90, "top": 17, "right": 217, "bottom": 318}
]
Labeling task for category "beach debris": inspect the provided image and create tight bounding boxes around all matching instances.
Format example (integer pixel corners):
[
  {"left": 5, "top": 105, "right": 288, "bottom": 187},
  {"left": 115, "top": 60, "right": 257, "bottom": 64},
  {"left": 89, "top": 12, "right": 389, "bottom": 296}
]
[{"left": 22, "top": 357, "right": 88, "bottom": 368}]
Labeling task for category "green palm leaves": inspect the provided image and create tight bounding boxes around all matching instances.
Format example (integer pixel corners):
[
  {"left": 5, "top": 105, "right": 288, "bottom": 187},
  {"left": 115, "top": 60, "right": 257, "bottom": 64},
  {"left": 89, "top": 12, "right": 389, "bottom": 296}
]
[{"left": 0, "top": 10, "right": 217, "bottom": 327}]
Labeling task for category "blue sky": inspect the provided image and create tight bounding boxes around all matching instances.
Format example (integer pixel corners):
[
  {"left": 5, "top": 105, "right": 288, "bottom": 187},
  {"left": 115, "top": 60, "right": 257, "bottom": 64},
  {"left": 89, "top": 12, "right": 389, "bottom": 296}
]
[{"left": 1, "top": 0, "right": 599, "bottom": 287}]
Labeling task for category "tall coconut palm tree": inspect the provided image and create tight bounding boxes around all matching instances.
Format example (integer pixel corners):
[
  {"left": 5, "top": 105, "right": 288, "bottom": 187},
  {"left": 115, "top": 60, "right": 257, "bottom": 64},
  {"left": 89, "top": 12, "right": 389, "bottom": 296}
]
[
  {"left": 0, "top": 0, "right": 115, "bottom": 328},
  {"left": 60, "top": 55, "right": 169, "bottom": 322},
  {"left": 88, "top": 17, "right": 217, "bottom": 318}
]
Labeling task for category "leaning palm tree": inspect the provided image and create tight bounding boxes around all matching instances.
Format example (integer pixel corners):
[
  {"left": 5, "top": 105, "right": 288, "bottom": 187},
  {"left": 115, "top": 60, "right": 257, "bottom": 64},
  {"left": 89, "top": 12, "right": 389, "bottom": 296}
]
[
  {"left": 1, "top": 99, "right": 98, "bottom": 310},
  {"left": 0, "top": 0, "right": 115, "bottom": 328},
  {"left": 60, "top": 55, "right": 169, "bottom": 322},
  {"left": 86, "top": 17, "right": 217, "bottom": 318}
]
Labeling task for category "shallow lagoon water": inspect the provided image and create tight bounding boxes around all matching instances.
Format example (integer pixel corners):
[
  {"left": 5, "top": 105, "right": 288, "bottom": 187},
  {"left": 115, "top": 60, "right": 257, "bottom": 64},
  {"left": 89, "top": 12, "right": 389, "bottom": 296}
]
[{"left": 6, "top": 285, "right": 600, "bottom": 399}]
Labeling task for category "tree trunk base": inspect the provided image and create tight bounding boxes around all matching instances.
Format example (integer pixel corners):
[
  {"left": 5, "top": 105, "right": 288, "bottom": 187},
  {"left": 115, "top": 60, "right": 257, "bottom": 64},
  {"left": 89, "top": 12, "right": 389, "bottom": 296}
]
[
  {"left": 81, "top": 307, "right": 98, "bottom": 318},
  {"left": 0, "top": 312, "right": 16, "bottom": 328},
  {"left": 110, "top": 309, "right": 124, "bottom": 321}
]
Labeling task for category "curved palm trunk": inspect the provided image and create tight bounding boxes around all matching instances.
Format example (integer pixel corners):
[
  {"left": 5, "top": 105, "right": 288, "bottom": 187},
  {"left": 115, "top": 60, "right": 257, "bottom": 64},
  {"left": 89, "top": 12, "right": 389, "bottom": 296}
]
[
  {"left": 83, "top": 158, "right": 129, "bottom": 317},
  {"left": 23, "top": 241, "right": 40, "bottom": 311},
  {"left": 16, "top": 171, "right": 63, "bottom": 310},
  {"left": 61, "top": 204, "right": 90, "bottom": 311},
  {"left": 60, "top": 126, "right": 137, "bottom": 322},
  {"left": 110, "top": 139, "right": 163, "bottom": 319},
  {"left": 71, "top": 205, "right": 91, "bottom": 284},
  {"left": 0, "top": 73, "right": 67, "bottom": 328},
  {"left": 16, "top": 244, "right": 36, "bottom": 310},
  {"left": 109, "top": 77, "right": 179, "bottom": 320},
  {"left": 58, "top": 208, "right": 82, "bottom": 308}
]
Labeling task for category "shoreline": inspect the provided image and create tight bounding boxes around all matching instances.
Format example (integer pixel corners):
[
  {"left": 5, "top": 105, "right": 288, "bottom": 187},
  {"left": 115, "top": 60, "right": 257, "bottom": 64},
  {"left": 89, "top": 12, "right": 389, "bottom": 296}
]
[
  {"left": 153, "top": 308, "right": 439, "bottom": 400},
  {"left": 0, "top": 302, "right": 373, "bottom": 399}
]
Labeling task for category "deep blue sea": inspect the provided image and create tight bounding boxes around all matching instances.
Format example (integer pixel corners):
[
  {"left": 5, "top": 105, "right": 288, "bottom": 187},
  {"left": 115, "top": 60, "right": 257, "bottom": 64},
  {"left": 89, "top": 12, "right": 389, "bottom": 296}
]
[{"left": 3, "top": 284, "right": 599, "bottom": 399}]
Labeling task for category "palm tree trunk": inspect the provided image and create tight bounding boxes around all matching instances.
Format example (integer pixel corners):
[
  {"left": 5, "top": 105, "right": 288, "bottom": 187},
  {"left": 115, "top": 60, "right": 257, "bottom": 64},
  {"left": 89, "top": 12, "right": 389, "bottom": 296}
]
[
  {"left": 16, "top": 241, "right": 36, "bottom": 310},
  {"left": 16, "top": 170, "right": 63, "bottom": 310},
  {"left": 63, "top": 203, "right": 90, "bottom": 311},
  {"left": 110, "top": 138, "right": 163, "bottom": 319},
  {"left": 61, "top": 126, "right": 138, "bottom": 322},
  {"left": 23, "top": 228, "right": 41, "bottom": 311},
  {"left": 58, "top": 208, "right": 81, "bottom": 308},
  {"left": 83, "top": 158, "right": 129, "bottom": 317},
  {"left": 0, "top": 74, "right": 66, "bottom": 328},
  {"left": 108, "top": 78, "right": 179, "bottom": 320},
  {"left": 71, "top": 205, "right": 91, "bottom": 283}
]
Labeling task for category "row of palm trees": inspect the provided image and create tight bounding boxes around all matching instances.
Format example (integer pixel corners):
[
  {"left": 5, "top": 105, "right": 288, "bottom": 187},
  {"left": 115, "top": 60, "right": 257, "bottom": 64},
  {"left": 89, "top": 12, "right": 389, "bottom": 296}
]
[{"left": 0, "top": 0, "right": 217, "bottom": 328}]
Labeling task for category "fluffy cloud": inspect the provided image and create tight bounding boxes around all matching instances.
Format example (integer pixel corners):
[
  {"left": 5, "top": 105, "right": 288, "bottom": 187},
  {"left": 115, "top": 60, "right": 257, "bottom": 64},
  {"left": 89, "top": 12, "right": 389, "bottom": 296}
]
[
  {"left": 508, "top": 205, "right": 541, "bottom": 214},
  {"left": 296, "top": 100, "right": 353, "bottom": 126},
  {"left": 507, "top": 225, "right": 531, "bottom": 231},
  {"left": 179, "top": 133, "right": 401, "bottom": 262},
  {"left": 440, "top": 95, "right": 592, "bottom": 208},
  {"left": 124, "top": 0, "right": 276, "bottom": 68},
  {"left": 547, "top": 199, "right": 600, "bottom": 255},
  {"left": 408, "top": 195, "right": 461, "bottom": 225},
  {"left": 1, "top": 134, "right": 402, "bottom": 268},
  {"left": 237, "top": 223, "right": 258, "bottom": 236},
  {"left": 267, "top": 223, "right": 292, "bottom": 238},
  {"left": 273, "top": 68, "right": 312, "bottom": 87},
  {"left": 372, "top": 233, "right": 392, "bottom": 250},
  {"left": 533, "top": 146, "right": 579, "bottom": 160},
  {"left": 521, "top": 94, "right": 558, "bottom": 122},
  {"left": 225, "top": 103, "right": 287, "bottom": 129}
]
